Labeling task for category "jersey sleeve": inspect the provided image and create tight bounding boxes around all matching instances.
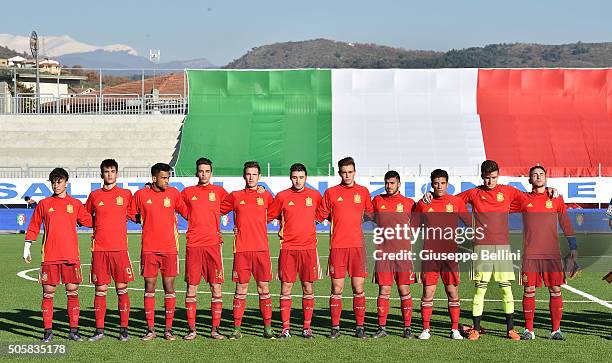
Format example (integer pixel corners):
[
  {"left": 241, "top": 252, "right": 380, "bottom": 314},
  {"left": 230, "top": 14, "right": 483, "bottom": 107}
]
[
  {"left": 25, "top": 202, "right": 44, "bottom": 241},
  {"left": 174, "top": 190, "right": 189, "bottom": 220},
  {"left": 267, "top": 193, "right": 283, "bottom": 222},
  {"left": 85, "top": 193, "right": 94, "bottom": 214},
  {"left": 220, "top": 192, "right": 235, "bottom": 216},
  {"left": 364, "top": 190, "right": 374, "bottom": 217},
  {"left": 315, "top": 190, "right": 332, "bottom": 222},
  {"left": 557, "top": 196, "right": 575, "bottom": 237},
  {"left": 456, "top": 189, "right": 472, "bottom": 204},
  {"left": 76, "top": 202, "right": 93, "bottom": 228},
  {"left": 127, "top": 191, "right": 140, "bottom": 223}
]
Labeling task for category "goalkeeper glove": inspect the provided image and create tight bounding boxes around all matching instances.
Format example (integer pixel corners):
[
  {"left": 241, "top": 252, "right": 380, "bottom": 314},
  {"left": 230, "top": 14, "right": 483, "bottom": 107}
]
[{"left": 23, "top": 240, "right": 32, "bottom": 263}]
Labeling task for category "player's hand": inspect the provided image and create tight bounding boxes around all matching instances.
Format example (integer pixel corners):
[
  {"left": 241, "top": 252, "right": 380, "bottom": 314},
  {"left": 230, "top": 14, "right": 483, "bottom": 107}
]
[
  {"left": 233, "top": 227, "right": 239, "bottom": 235},
  {"left": 546, "top": 187, "right": 559, "bottom": 198},
  {"left": 23, "top": 241, "right": 32, "bottom": 264},
  {"left": 568, "top": 249, "right": 578, "bottom": 260},
  {"left": 422, "top": 192, "right": 433, "bottom": 204}
]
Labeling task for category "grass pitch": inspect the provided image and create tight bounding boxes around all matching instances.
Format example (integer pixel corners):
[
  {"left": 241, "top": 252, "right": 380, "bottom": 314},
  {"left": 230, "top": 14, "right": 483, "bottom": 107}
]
[{"left": 1, "top": 232, "right": 611, "bottom": 362}]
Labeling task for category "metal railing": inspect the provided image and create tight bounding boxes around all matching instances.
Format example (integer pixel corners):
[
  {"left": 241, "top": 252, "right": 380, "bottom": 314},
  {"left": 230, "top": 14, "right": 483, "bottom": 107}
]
[{"left": 0, "top": 166, "right": 176, "bottom": 179}]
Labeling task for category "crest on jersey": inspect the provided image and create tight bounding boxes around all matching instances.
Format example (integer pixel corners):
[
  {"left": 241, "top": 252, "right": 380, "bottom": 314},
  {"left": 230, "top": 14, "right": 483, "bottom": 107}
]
[
  {"left": 305, "top": 197, "right": 313, "bottom": 207},
  {"left": 98, "top": 201, "right": 104, "bottom": 206},
  {"left": 163, "top": 197, "right": 171, "bottom": 207},
  {"left": 209, "top": 192, "right": 216, "bottom": 202},
  {"left": 545, "top": 200, "right": 553, "bottom": 209},
  {"left": 67, "top": 204, "right": 74, "bottom": 214},
  {"left": 257, "top": 197, "right": 264, "bottom": 206},
  {"left": 353, "top": 194, "right": 361, "bottom": 203},
  {"left": 288, "top": 201, "right": 295, "bottom": 206},
  {"left": 191, "top": 195, "right": 198, "bottom": 201},
  {"left": 116, "top": 196, "right": 123, "bottom": 206},
  {"left": 396, "top": 203, "right": 404, "bottom": 212},
  {"left": 146, "top": 199, "right": 153, "bottom": 204},
  {"left": 337, "top": 196, "right": 343, "bottom": 202},
  {"left": 496, "top": 192, "right": 504, "bottom": 202},
  {"left": 446, "top": 203, "right": 454, "bottom": 213}
]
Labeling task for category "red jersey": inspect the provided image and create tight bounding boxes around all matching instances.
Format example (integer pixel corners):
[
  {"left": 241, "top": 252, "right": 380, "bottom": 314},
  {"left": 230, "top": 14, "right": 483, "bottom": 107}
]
[
  {"left": 414, "top": 194, "right": 468, "bottom": 253},
  {"left": 128, "top": 186, "right": 188, "bottom": 254},
  {"left": 26, "top": 195, "right": 93, "bottom": 264},
  {"left": 315, "top": 183, "right": 374, "bottom": 249},
  {"left": 268, "top": 187, "right": 322, "bottom": 250},
  {"left": 457, "top": 184, "right": 525, "bottom": 245},
  {"left": 519, "top": 192, "right": 574, "bottom": 259},
  {"left": 372, "top": 193, "right": 415, "bottom": 252},
  {"left": 220, "top": 188, "right": 274, "bottom": 253},
  {"left": 85, "top": 186, "right": 132, "bottom": 252},
  {"left": 182, "top": 184, "right": 229, "bottom": 247}
]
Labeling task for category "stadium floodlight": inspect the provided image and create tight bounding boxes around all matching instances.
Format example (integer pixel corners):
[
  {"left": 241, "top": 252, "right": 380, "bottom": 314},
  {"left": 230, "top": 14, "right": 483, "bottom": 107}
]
[{"left": 29, "top": 31, "right": 40, "bottom": 113}]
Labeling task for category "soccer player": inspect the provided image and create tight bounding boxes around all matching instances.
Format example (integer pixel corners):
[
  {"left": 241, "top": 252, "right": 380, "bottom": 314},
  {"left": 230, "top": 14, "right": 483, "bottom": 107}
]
[
  {"left": 267, "top": 163, "right": 322, "bottom": 339},
  {"left": 414, "top": 169, "right": 468, "bottom": 340},
  {"left": 371, "top": 170, "right": 416, "bottom": 339},
  {"left": 220, "top": 161, "right": 275, "bottom": 339},
  {"left": 23, "top": 168, "right": 93, "bottom": 342},
  {"left": 128, "top": 163, "right": 188, "bottom": 341},
  {"left": 85, "top": 159, "right": 134, "bottom": 342},
  {"left": 518, "top": 165, "right": 576, "bottom": 340},
  {"left": 181, "top": 157, "right": 229, "bottom": 340},
  {"left": 315, "top": 157, "right": 373, "bottom": 339}
]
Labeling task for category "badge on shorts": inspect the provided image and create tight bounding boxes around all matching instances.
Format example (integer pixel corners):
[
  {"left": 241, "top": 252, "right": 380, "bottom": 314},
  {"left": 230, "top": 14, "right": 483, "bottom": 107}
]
[
  {"left": 354, "top": 194, "right": 361, "bottom": 203},
  {"left": 545, "top": 200, "right": 553, "bottom": 209},
  {"left": 41, "top": 272, "right": 48, "bottom": 282},
  {"left": 92, "top": 273, "right": 97, "bottom": 283},
  {"left": 116, "top": 196, "right": 123, "bottom": 206},
  {"left": 66, "top": 204, "right": 74, "bottom": 214},
  {"left": 305, "top": 197, "right": 312, "bottom": 207},
  {"left": 163, "top": 197, "right": 171, "bottom": 207},
  {"left": 257, "top": 197, "right": 264, "bottom": 206},
  {"left": 396, "top": 203, "right": 404, "bottom": 212},
  {"left": 216, "top": 269, "right": 223, "bottom": 279},
  {"left": 209, "top": 192, "right": 216, "bottom": 202},
  {"left": 446, "top": 203, "right": 454, "bottom": 213},
  {"left": 522, "top": 273, "right": 528, "bottom": 282},
  {"left": 496, "top": 192, "right": 504, "bottom": 202},
  {"left": 232, "top": 270, "right": 238, "bottom": 279}
]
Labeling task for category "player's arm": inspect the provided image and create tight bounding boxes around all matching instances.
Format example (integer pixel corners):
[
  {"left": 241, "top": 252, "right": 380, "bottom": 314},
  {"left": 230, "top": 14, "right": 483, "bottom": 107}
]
[
  {"left": 23, "top": 203, "right": 44, "bottom": 263},
  {"left": 219, "top": 192, "right": 235, "bottom": 216},
  {"left": 127, "top": 193, "right": 140, "bottom": 224},
  {"left": 267, "top": 194, "right": 282, "bottom": 222},
  {"left": 315, "top": 190, "right": 332, "bottom": 223},
  {"left": 557, "top": 197, "right": 577, "bottom": 256},
  {"left": 76, "top": 202, "right": 93, "bottom": 228},
  {"left": 363, "top": 192, "right": 374, "bottom": 222},
  {"left": 457, "top": 200, "right": 472, "bottom": 227},
  {"left": 175, "top": 190, "right": 189, "bottom": 220}
]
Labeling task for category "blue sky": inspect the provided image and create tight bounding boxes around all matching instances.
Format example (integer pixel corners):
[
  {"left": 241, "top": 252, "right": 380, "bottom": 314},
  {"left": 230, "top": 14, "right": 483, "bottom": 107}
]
[{"left": 3, "top": 0, "right": 610, "bottom": 65}]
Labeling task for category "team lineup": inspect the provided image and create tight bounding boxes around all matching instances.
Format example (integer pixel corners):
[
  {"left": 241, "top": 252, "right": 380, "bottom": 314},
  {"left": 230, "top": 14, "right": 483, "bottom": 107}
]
[{"left": 22, "top": 157, "right": 578, "bottom": 343}]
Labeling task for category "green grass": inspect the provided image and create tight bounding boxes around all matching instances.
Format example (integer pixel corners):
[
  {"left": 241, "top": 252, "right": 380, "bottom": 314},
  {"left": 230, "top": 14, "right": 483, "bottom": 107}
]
[{"left": 1, "top": 232, "right": 611, "bottom": 362}]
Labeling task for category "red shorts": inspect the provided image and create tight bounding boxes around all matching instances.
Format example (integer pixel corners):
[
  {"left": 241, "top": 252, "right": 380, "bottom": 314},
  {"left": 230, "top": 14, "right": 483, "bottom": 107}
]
[
  {"left": 374, "top": 260, "right": 416, "bottom": 286},
  {"left": 521, "top": 259, "right": 565, "bottom": 287},
  {"left": 39, "top": 262, "right": 82, "bottom": 285},
  {"left": 90, "top": 250, "right": 135, "bottom": 285},
  {"left": 140, "top": 253, "right": 179, "bottom": 278},
  {"left": 185, "top": 244, "right": 224, "bottom": 285},
  {"left": 328, "top": 247, "right": 368, "bottom": 279},
  {"left": 232, "top": 250, "right": 272, "bottom": 283},
  {"left": 420, "top": 260, "right": 460, "bottom": 286},
  {"left": 278, "top": 249, "right": 321, "bottom": 283}
]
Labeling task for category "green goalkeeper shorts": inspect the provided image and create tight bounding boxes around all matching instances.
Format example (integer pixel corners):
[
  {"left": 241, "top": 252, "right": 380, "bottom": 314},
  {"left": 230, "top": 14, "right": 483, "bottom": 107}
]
[{"left": 472, "top": 245, "right": 516, "bottom": 282}]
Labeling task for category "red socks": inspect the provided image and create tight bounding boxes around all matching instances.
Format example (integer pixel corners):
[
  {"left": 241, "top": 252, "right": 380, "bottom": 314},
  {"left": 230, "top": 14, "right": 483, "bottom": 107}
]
[
  {"left": 185, "top": 295, "right": 197, "bottom": 330},
  {"left": 400, "top": 294, "right": 413, "bottom": 327},
  {"left": 421, "top": 299, "right": 433, "bottom": 330},
  {"left": 94, "top": 291, "right": 107, "bottom": 329},
  {"left": 117, "top": 288, "right": 130, "bottom": 328},
  {"left": 233, "top": 294, "right": 246, "bottom": 327},
  {"left": 259, "top": 293, "right": 273, "bottom": 327},
  {"left": 330, "top": 294, "right": 342, "bottom": 327},
  {"left": 144, "top": 291, "right": 156, "bottom": 329},
  {"left": 280, "top": 295, "right": 292, "bottom": 330},
  {"left": 377, "top": 295, "right": 390, "bottom": 327},
  {"left": 41, "top": 292, "right": 54, "bottom": 330},
  {"left": 302, "top": 295, "right": 314, "bottom": 330},
  {"left": 66, "top": 290, "right": 80, "bottom": 329},
  {"left": 164, "top": 291, "right": 176, "bottom": 330},
  {"left": 353, "top": 293, "right": 366, "bottom": 326},
  {"left": 523, "top": 291, "right": 536, "bottom": 331},
  {"left": 550, "top": 291, "right": 563, "bottom": 331},
  {"left": 448, "top": 298, "right": 460, "bottom": 330},
  {"left": 211, "top": 296, "right": 223, "bottom": 329}
]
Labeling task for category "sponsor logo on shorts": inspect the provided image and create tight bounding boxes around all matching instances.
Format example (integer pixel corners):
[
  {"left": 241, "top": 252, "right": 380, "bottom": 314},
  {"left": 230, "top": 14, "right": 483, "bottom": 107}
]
[
  {"left": 92, "top": 273, "right": 97, "bottom": 283},
  {"left": 41, "top": 272, "right": 48, "bottom": 282},
  {"left": 522, "top": 273, "right": 528, "bottom": 282}
]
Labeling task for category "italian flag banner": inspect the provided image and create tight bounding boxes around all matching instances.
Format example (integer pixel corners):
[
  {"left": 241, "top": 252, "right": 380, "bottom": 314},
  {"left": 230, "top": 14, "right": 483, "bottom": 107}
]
[{"left": 174, "top": 68, "right": 612, "bottom": 177}]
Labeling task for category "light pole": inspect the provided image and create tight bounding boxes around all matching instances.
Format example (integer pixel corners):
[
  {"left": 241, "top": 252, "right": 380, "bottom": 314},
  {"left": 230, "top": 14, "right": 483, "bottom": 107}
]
[{"left": 29, "top": 31, "right": 40, "bottom": 113}]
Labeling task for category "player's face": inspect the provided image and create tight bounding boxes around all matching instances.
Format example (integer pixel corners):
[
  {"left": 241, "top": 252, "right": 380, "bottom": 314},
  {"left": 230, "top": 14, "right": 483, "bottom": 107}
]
[
  {"left": 244, "top": 167, "right": 260, "bottom": 189},
  {"left": 385, "top": 177, "right": 400, "bottom": 195},
  {"left": 339, "top": 165, "right": 355, "bottom": 186},
  {"left": 529, "top": 169, "right": 546, "bottom": 188},
  {"left": 196, "top": 164, "right": 212, "bottom": 185},
  {"left": 482, "top": 171, "right": 499, "bottom": 189},
  {"left": 431, "top": 177, "right": 448, "bottom": 197},
  {"left": 290, "top": 171, "right": 307, "bottom": 190},
  {"left": 152, "top": 171, "right": 170, "bottom": 191},
  {"left": 101, "top": 166, "right": 117, "bottom": 185},
  {"left": 50, "top": 178, "right": 67, "bottom": 196}
]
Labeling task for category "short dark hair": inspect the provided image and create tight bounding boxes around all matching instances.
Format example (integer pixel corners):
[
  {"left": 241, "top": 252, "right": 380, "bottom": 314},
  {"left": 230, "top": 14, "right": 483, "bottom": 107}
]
[
  {"left": 529, "top": 165, "right": 546, "bottom": 176},
  {"left": 100, "top": 159, "right": 118, "bottom": 172},
  {"left": 481, "top": 160, "right": 499, "bottom": 175},
  {"left": 338, "top": 156, "right": 355, "bottom": 170},
  {"left": 384, "top": 170, "right": 400, "bottom": 182},
  {"left": 430, "top": 168, "right": 449, "bottom": 182},
  {"left": 290, "top": 163, "right": 307, "bottom": 176},
  {"left": 49, "top": 167, "right": 69, "bottom": 182},
  {"left": 243, "top": 161, "right": 260, "bottom": 175},
  {"left": 24, "top": 196, "right": 31, "bottom": 201},
  {"left": 151, "top": 163, "right": 172, "bottom": 176},
  {"left": 196, "top": 157, "right": 213, "bottom": 171}
]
